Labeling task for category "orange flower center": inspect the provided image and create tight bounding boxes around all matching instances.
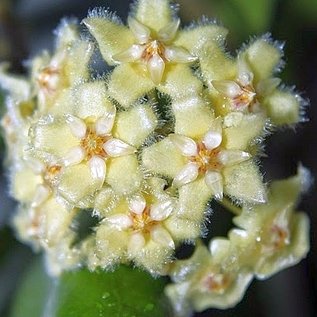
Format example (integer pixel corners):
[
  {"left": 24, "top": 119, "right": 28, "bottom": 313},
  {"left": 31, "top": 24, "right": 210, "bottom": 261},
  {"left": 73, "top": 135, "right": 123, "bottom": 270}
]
[
  {"left": 269, "top": 224, "right": 290, "bottom": 250},
  {"left": 141, "top": 40, "right": 166, "bottom": 62},
  {"left": 130, "top": 206, "right": 157, "bottom": 234},
  {"left": 80, "top": 128, "right": 110, "bottom": 160},
  {"left": 202, "top": 271, "right": 231, "bottom": 294},
  {"left": 37, "top": 67, "right": 60, "bottom": 92},
  {"left": 232, "top": 83, "right": 256, "bottom": 110},
  {"left": 190, "top": 143, "right": 223, "bottom": 174},
  {"left": 44, "top": 164, "right": 62, "bottom": 186}
]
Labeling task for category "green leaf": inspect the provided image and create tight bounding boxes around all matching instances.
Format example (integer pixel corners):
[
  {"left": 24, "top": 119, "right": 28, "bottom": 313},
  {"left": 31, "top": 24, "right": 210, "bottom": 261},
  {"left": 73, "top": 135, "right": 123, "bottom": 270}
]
[
  {"left": 10, "top": 259, "right": 170, "bottom": 317},
  {"left": 49, "top": 266, "right": 170, "bottom": 317}
]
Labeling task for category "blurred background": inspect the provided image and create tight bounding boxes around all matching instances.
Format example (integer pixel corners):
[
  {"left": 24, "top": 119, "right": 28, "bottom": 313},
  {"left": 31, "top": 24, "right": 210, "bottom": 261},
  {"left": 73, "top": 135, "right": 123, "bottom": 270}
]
[{"left": 0, "top": 0, "right": 316, "bottom": 316}]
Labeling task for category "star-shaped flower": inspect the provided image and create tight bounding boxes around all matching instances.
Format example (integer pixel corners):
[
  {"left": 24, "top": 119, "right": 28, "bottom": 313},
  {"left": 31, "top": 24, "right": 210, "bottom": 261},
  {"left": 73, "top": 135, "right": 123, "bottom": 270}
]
[
  {"left": 202, "top": 36, "right": 303, "bottom": 125},
  {"left": 83, "top": 0, "right": 228, "bottom": 106},
  {"left": 212, "top": 55, "right": 281, "bottom": 113},
  {"left": 11, "top": 158, "right": 76, "bottom": 250},
  {"left": 165, "top": 240, "right": 253, "bottom": 315},
  {"left": 31, "top": 20, "right": 93, "bottom": 112},
  {"left": 112, "top": 17, "right": 196, "bottom": 85},
  {"left": 30, "top": 81, "right": 158, "bottom": 205},
  {"left": 63, "top": 111, "right": 135, "bottom": 181},
  {"left": 143, "top": 116, "right": 267, "bottom": 205},
  {"left": 91, "top": 178, "right": 198, "bottom": 273},
  {"left": 230, "top": 166, "right": 310, "bottom": 279}
]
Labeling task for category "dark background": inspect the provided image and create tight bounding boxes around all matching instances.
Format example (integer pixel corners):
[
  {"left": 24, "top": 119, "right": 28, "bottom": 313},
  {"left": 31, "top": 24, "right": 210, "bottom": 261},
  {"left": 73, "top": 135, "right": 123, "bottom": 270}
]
[{"left": 0, "top": 0, "right": 316, "bottom": 316}]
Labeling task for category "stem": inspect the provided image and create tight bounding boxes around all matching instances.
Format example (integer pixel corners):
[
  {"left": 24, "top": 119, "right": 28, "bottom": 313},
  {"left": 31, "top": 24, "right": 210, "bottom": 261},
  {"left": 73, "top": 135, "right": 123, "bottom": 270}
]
[{"left": 219, "top": 197, "right": 242, "bottom": 215}]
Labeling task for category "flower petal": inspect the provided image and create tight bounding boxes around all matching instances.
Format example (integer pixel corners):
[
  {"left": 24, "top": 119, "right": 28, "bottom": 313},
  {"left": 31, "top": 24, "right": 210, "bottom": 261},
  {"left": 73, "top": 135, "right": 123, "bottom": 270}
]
[
  {"left": 103, "top": 138, "right": 136, "bottom": 157},
  {"left": 256, "top": 77, "right": 281, "bottom": 96},
  {"left": 134, "top": 0, "right": 173, "bottom": 31},
  {"left": 63, "top": 146, "right": 85, "bottom": 167},
  {"left": 158, "top": 19, "right": 180, "bottom": 42},
  {"left": 95, "top": 226, "right": 128, "bottom": 267},
  {"left": 173, "top": 162, "right": 199, "bottom": 187},
  {"left": 142, "top": 138, "right": 187, "bottom": 178},
  {"left": 203, "top": 130, "right": 222, "bottom": 150},
  {"left": 83, "top": 14, "right": 135, "bottom": 65},
  {"left": 218, "top": 150, "right": 251, "bottom": 166},
  {"left": 31, "top": 116, "right": 79, "bottom": 158},
  {"left": 159, "top": 64, "right": 203, "bottom": 100},
  {"left": 106, "top": 155, "right": 142, "bottom": 195},
  {"left": 65, "top": 115, "right": 87, "bottom": 139},
  {"left": 150, "top": 200, "right": 174, "bottom": 221},
  {"left": 204, "top": 171, "right": 223, "bottom": 200},
  {"left": 169, "top": 134, "right": 198, "bottom": 157},
  {"left": 31, "top": 184, "right": 51, "bottom": 207},
  {"left": 129, "top": 194, "right": 146, "bottom": 215},
  {"left": 108, "top": 64, "right": 154, "bottom": 107},
  {"left": 242, "top": 37, "right": 283, "bottom": 81},
  {"left": 127, "top": 16, "right": 150, "bottom": 44},
  {"left": 223, "top": 160, "right": 266, "bottom": 203},
  {"left": 150, "top": 226, "right": 175, "bottom": 249},
  {"left": 174, "top": 23, "right": 228, "bottom": 55},
  {"left": 147, "top": 54, "right": 165, "bottom": 85},
  {"left": 112, "top": 44, "right": 145, "bottom": 62},
  {"left": 95, "top": 110, "right": 116, "bottom": 136},
  {"left": 88, "top": 156, "right": 106, "bottom": 181},
  {"left": 237, "top": 56, "right": 254, "bottom": 86},
  {"left": 73, "top": 81, "right": 114, "bottom": 119},
  {"left": 113, "top": 103, "right": 158, "bottom": 147},
  {"left": 63, "top": 40, "right": 93, "bottom": 86},
  {"left": 164, "top": 46, "right": 196, "bottom": 63},
  {"left": 58, "top": 163, "right": 104, "bottom": 207},
  {"left": 12, "top": 167, "right": 43, "bottom": 203},
  {"left": 223, "top": 113, "right": 267, "bottom": 151},
  {"left": 107, "top": 214, "right": 133, "bottom": 230},
  {"left": 263, "top": 89, "right": 301, "bottom": 125},
  {"left": 212, "top": 80, "right": 242, "bottom": 99},
  {"left": 128, "top": 232, "right": 146, "bottom": 254},
  {"left": 172, "top": 97, "right": 215, "bottom": 138}
]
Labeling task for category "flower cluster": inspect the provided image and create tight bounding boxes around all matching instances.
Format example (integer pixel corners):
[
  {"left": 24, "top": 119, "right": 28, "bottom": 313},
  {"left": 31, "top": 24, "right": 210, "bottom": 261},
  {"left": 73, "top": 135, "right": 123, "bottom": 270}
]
[{"left": 0, "top": 0, "right": 309, "bottom": 315}]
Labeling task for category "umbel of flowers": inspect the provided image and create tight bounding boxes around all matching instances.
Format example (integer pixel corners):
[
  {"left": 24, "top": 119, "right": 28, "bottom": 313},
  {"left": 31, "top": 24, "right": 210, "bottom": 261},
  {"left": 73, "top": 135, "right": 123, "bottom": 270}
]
[{"left": 0, "top": 0, "right": 310, "bottom": 316}]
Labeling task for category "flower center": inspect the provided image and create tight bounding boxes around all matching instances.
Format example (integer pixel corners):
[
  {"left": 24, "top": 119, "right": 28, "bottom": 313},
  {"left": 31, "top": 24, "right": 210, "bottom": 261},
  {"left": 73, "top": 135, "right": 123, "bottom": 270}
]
[
  {"left": 267, "top": 224, "right": 290, "bottom": 251},
  {"left": 141, "top": 40, "right": 166, "bottom": 62},
  {"left": 233, "top": 83, "right": 256, "bottom": 110},
  {"left": 190, "top": 143, "right": 223, "bottom": 173},
  {"left": 201, "top": 271, "right": 231, "bottom": 294},
  {"left": 37, "top": 67, "right": 60, "bottom": 93},
  {"left": 80, "top": 128, "right": 110, "bottom": 160},
  {"left": 130, "top": 206, "right": 157, "bottom": 234},
  {"left": 44, "top": 164, "right": 62, "bottom": 185}
]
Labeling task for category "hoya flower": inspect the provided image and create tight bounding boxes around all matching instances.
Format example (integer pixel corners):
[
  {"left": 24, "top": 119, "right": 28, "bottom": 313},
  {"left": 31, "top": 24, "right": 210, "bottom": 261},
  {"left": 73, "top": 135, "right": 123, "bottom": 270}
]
[
  {"left": 31, "top": 20, "right": 93, "bottom": 112},
  {"left": 143, "top": 115, "right": 267, "bottom": 204},
  {"left": 30, "top": 81, "right": 158, "bottom": 205},
  {"left": 202, "top": 35, "right": 303, "bottom": 125},
  {"left": 230, "top": 166, "right": 310, "bottom": 279},
  {"left": 84, "top": 0, "right": 227, "bottom": 106},
  {"left": 212, "top": 54, "right": 281, "bottom": 113},
  {"left": 0, "top": 64, "right": 34, "bottom": 162},
  {"left": 165, "top": 240, "right": 253, "bottom": 316},
  {"left": 112, "top": 17, "right": 196, "bottom": 85},
  {"left": 88, "top": 178, "right": 198, "bottom": 274}
]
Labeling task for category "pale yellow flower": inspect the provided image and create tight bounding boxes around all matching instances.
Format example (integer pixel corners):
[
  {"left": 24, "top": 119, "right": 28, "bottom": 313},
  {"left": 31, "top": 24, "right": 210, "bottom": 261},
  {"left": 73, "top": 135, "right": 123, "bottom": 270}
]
[
  {"left": 84, "top": 0, "right": 227, "bottom": 106},
  {"left": 30, "top": 81, "right": 158, "bottom": 204},
  {"left": 166, "top": 240, "right": 253, "bottom": 316},
  {"left": 143, "top": 116, "right": 267, "bottom": 204},
  {"left": 230, "top": 166, "right": 310, "bottom": 279}
]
